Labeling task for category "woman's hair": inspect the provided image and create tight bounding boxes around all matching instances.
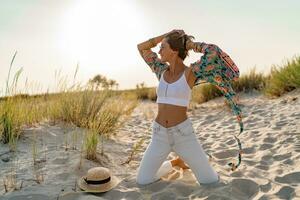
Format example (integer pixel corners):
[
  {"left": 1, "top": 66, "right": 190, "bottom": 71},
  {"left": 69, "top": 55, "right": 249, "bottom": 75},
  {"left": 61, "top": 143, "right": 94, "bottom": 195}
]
[{"left": 165, "top": 32, "right": 195, "bottom": 60}]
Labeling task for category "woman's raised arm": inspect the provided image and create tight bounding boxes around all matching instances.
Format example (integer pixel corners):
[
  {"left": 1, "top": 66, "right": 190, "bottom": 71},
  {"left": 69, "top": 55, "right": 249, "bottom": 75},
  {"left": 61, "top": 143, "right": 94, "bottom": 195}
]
[{"left": 137, "top": 33, "right": 170, "bottom": 80}]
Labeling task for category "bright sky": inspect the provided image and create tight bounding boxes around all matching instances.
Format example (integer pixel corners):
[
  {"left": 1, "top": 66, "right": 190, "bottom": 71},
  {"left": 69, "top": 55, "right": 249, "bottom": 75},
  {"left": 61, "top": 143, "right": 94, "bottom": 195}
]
[{"left": 1, "top": 0, "right": 300, "bottom": 95}]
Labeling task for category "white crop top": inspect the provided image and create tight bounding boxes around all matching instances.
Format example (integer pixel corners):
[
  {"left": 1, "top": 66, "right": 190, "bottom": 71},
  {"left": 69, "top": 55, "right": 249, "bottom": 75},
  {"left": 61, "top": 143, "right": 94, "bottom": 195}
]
[{"left": 156, "top": 69, "right": 192, "bottom": 107}]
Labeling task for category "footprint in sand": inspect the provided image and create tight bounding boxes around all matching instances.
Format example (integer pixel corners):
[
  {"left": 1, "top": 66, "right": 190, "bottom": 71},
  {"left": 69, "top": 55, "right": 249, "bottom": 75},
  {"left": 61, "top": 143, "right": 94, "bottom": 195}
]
[
  {"left": 221, "top": 121, "right": 230, "bottom": 126},
  {"left": 226, "top": 125, "right": 236, "bottom": 130},
  {"left": 213, "top": 149, "right": 237, "bottom": 159},
  {"left": 275, "top": 120, "right": 288, "bottom": 127},
  {"left": 250, "top": 130, "right": 259, "bottom": 134},
  {"left": 225, "top": 139, "right": 236, "bottom": 145},
  {"left": 255, "top": 164, "right": 269, "bottom": 171},
  {"left": 230, "top": 171, "right": 244, "bottom": 177},
  {"left": 248, "top": 131, "right": 262, "bottom": 137},
  {"left": 273, "top": 152, "right": 292, "bottom": 161},
  {"left": 244, "top": 118, "right": 259, "bottom": 124},
  {"left": 199, "top": 120, "right": 211, "bottom": 126},
  {"left": 242, "top": 159, "right": 257, "bottom": 166},
  {"left": 259, "top": 143, "right": 274, "bottom": 150},
  {"left": 260, "top": 160, "right": 273, "bottom": 166},
  {"left": 261, "top": 154, "right": 273, "bottom": 161},
  {"left": 242, "top": 146, "right": 256, "bottom": 154},
  {"left": 274, "top": 171, "right": 300, "bottom": 184},
  {"left": 270, "top": 123, "right": 282, "bottom": 130},
  {"left": 274, "top": 186, "right": 296, "bottom": 199},
  {"left": 259, "top": 181, "right": 272, "bottom": 193},
  {"left": 263, "top": 137, "right": 277, "bottom": 143},
  {"left": 251, "top": 109, "right": 265, "bottom": 115},
  {"left": 231, "top": 178, "right": 259, "bottom": 199},
  {"left": 283, "top": 137, "right": 295, "bottom": 143},
  {"left": 283, "top": 158, "right": 294, "bottom": 165},
  {"left": 291, "top": 112, "right": 300, "bottom": 117},
  {"left": 295, "top": 140, "right": 300, "bottom": 152}
]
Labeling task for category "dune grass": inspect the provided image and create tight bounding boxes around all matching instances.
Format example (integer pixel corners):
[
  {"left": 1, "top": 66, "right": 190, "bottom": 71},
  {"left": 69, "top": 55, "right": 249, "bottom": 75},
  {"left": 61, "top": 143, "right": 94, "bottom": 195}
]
[
  {"left": 0, "top": 52, "right": 139, "bottom": 161},
  {"left": 233, "top": 67, "right": 266, "bottom": 93},
  {"left": 0, "top": 51, "right": 23, "bottom": 150},
  {"left": 84, "top": 130, "right": 99, "bottom": 160},
  {"left": 134, "top": 82, "right": 156, "bottom": 101},
  {"left": 0, "top": 88, "right": 138, "bottom": 158},
  {"left": 0, "top": 86, "right": 138, "bottom": 158},
  {"left": 191, "top": 83, "right": 222, "bottom": 104},
  {"left": 263, "top": 55, "right": 300, "bottom": 97}
]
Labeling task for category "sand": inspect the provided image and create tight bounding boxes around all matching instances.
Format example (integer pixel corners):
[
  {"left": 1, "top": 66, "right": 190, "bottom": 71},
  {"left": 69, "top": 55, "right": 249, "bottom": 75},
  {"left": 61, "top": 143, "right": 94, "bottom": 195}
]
[{"left": 0, "top": 89, "right": 299, "bottom": 200}]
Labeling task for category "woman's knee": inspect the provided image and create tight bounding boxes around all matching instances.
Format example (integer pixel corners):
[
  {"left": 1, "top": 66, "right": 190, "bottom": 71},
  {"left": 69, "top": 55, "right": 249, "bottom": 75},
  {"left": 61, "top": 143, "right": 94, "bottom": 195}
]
[
  {"left": 199, "top": 174, "right": 220, "bottom": 185},
  {"left": 136, "top": 174, "right": 153, "bottom": 185},
  {"left": 136, "top": 165, "right": 153, "bottom": 185}
]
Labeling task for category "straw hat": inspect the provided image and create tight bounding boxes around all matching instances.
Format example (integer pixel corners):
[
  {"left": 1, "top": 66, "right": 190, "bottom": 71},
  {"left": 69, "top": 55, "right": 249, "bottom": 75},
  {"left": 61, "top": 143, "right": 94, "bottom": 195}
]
[{"left": 78, "top": 167, "right": 120, "bottom": 193}]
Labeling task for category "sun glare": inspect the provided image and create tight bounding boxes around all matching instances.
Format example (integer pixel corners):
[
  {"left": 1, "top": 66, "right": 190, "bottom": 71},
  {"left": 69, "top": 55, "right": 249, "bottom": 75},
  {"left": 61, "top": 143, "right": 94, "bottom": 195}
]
[{"left": 58, "top": 0, "right": 144, "bottom": 71}]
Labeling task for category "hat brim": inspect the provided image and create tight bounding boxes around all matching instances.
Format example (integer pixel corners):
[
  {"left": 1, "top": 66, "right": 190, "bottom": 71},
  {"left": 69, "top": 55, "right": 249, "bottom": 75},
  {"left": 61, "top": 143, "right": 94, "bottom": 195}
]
[{"left": 77, "top": 175, "right": 120, "bottom": 193}]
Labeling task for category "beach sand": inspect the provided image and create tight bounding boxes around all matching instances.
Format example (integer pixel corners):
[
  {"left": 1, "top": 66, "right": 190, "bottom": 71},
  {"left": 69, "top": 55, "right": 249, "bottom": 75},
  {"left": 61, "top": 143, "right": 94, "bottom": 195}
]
[{"left": 0, "top": 89, "right": 299, "bottom": 200}]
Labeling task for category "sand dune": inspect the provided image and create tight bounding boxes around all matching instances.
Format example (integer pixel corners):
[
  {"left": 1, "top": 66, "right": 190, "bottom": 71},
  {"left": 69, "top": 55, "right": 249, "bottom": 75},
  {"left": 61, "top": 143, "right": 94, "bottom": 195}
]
[{"left": 1, "top": 89, "right": 299, "bottom": 200}]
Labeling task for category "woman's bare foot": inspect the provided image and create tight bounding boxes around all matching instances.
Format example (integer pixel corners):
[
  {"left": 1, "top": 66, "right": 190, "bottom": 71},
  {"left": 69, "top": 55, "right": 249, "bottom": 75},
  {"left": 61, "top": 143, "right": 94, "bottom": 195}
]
[{"left": 171, "top": 157, "right": 190, "bottom": 169}]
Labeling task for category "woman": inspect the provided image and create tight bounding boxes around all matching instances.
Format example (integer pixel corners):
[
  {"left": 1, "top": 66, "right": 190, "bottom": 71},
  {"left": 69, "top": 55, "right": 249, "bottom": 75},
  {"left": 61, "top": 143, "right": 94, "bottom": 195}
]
[{"left": 135, "top": 29, "right": 220, "bottom": 185}]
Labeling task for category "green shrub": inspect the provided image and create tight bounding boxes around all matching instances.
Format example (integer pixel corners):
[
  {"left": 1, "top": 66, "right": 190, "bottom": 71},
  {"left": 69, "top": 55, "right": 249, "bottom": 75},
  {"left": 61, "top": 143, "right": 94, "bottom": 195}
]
[
  {"left": 84, "top": 130, "right": 99, "bottom": 160},
  {"left": 191, "top": 83, "right": 222, "bottom": 104},
  {"left": 147, "top": 87, "right": 157, "bottom": 101},
  {"left": 233, "top": 67, "right": 266, "bottom": 93},
  {"left": 0, "top": 52, "right": 139, "bottom": 155},
  {"left": 135, "top": 82, "right": 149, "bottom": 100},
  {"left": 263, "top": 56, "right": 300, "bottom": 97}
]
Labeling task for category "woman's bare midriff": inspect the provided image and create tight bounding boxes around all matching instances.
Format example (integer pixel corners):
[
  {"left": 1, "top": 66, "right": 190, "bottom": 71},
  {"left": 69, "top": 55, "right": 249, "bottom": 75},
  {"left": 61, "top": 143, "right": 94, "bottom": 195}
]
[{"left": 155, "top": 103, "right": 188, "bottom": 128}]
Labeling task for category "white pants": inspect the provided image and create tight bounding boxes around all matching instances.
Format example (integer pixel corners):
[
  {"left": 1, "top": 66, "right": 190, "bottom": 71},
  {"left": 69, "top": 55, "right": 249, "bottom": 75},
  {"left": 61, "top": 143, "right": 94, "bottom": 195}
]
[{"left": 136, "top": 118, "right": 220, "bottom": 185}]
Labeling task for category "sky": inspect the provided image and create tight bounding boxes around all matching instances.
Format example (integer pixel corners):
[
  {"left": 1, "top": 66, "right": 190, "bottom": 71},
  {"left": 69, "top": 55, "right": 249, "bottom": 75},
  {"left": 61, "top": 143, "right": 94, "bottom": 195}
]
[{"left": 0, "top": 0, "right": 300, "bottom": 95}]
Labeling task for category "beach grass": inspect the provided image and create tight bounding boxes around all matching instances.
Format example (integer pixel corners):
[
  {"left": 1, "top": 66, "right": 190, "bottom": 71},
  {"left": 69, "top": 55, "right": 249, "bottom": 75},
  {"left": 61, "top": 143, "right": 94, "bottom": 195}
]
[
  {"left": 233, "top": 67, "right": 266, "bottom": 93},
  {"left": 2, "top": 89, "right": 138, "bottom": 157},
  {"left": 0, "top": 51, "right": 23, "bottom": 151},
  {"left": 0, "top": 88, "right": 138, "bottom": 159},
  {"left": 0, "top": 52, "right": 139, "bottom": 159},
  {"left": 84, "top": 130, "right": 99, "bottom": 160},
  {"left": 263, "top": 55, "right": 300, "bottom": 97}
]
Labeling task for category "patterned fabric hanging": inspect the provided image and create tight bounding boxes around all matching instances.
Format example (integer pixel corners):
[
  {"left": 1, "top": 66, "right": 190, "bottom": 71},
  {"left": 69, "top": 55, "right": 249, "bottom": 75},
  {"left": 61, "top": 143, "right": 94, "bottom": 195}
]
[{"left": 189, "top": 42, "right": 243, "bottom": 171}]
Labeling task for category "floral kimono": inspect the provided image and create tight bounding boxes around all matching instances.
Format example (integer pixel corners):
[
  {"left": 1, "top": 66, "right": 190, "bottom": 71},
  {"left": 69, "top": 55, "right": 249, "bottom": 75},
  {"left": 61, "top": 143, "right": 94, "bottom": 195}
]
[{"left": 139, "top": 42, "right": 244, "bottom": 171}]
